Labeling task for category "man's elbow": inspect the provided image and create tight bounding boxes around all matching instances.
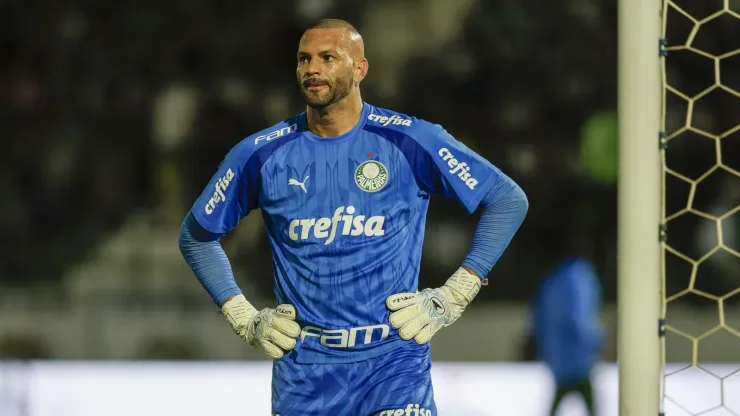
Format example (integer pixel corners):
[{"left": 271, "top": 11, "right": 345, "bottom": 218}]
[
  {"left": 179, "top": 212, "right": 222, "bottom": 249},
  {"left": 512, "top": 182, "right": 529, "bottom": 221},
  {"left": 178, "top": 212, "right": 204, "bottom": 255},
  {"left": 178, "top": 219, "right": 193, "bottom": 256}
]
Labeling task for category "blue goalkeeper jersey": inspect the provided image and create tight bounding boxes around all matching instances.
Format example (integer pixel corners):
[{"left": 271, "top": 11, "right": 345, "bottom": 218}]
[{"left": 191, "top": 103, "right": 500, "bottom": 364}]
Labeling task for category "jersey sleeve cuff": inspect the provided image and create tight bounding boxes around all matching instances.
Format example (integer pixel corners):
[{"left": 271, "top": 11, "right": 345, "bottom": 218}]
[
  {"left": 191, "top": 208, "right": 232, "bottom": 236},
  {"left": 460, "top": 172, "right": 497, "bottom": 214}
]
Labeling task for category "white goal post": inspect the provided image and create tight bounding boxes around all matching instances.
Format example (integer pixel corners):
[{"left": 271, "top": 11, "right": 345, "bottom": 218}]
[{"left": 617, "top": 0, "right": 663, "bottom": 414}]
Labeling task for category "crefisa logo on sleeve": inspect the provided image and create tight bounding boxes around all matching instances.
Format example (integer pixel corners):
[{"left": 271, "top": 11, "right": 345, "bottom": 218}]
[
  {"left": 204, "top": 168, "right": 235, "bottom": 215},
  {"left": 437, "top": 148, "right": 478, "bottom": 190}
]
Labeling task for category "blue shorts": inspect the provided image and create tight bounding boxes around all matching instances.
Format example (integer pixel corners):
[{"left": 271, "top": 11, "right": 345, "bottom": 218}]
[{"left": 271, "top": 343, "right": 436, "bottom": 416}]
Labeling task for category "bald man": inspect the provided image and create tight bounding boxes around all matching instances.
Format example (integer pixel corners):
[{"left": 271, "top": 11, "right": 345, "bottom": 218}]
[{"left": 179, "top": 19, "right": 528, "bottom": 415}]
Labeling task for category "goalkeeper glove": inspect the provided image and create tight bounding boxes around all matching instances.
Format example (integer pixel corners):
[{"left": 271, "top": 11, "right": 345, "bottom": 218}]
[
  {"left": 221, "top": 294, "right": 301, "bottom": 359},
  {"left": 386, "top": 267, "right": 482, "bottom": 344}
]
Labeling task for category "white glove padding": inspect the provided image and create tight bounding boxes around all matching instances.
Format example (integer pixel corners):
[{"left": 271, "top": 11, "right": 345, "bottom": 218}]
[
  {"left": 386, "top": 267, "right": 482, "bottom": 344},
  {"left": 221, "top": 294, "right": 301, "bottom": 359}
]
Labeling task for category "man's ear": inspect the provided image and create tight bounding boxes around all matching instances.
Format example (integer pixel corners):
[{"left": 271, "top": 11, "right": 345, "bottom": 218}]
[{"left": 355, "top": 58, "right": 369, "bottom": 85}]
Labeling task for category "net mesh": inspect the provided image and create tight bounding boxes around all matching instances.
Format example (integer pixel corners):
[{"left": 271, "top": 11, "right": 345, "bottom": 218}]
[{"left": 660, "top": 0, "right": 740, "bottom": 414}]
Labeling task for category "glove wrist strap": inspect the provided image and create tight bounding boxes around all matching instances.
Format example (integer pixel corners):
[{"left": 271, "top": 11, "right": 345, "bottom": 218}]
[
  {"left": 444, "top": 267, "right": 482, "bottom": 304},
  {"left": 221, "top": 294, "right": 258, "bottom": 331}
]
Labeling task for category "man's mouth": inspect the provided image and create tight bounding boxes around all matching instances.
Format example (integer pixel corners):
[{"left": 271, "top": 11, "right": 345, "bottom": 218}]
[{"left": 304, "top": 79, "right": 328, "bottom": 90}]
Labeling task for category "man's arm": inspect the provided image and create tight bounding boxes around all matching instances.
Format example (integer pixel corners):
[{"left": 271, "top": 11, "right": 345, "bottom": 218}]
[
  {"left": 178, "top": 210, "right": 300, "bottom": 359},
  {"left": 180, "top": 136, "right": 301, "bottom": 359},
  {"left": 385, "top": 124, "right": 528, "bottom": 344},
  {"left": 178, "top": 212, "right": 241, "bottom": 307},
  {"left": 387, "top": 173, "right": 527, "bottom": 343},
  {"left": 462, "top": 171, "right": 529, "bottom": 281}
]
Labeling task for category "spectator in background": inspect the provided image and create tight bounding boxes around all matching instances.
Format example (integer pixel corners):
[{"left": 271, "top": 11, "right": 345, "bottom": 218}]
[{"left": 529, "top": 217, "right": 605, "bottom": 416}]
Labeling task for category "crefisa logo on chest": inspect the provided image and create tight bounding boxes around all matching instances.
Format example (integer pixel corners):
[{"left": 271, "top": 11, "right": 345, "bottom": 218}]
[{"left": 354, "top": 160, "right": 388, "bottom": 192}]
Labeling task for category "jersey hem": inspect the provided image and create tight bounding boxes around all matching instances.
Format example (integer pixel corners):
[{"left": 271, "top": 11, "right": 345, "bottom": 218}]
[{"left": 290, "top": 337, "right": 424, "bottom": 364}]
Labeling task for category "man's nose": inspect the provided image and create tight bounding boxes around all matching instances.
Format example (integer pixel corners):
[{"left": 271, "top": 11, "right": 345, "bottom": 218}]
[{"left": 305, "top": 60, "right": 321, "bottom": 75}]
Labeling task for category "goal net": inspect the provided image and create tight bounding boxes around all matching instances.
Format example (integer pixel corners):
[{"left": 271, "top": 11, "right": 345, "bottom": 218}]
[{"left": 660, "top": 0, "right": 740, "bottom": 414}]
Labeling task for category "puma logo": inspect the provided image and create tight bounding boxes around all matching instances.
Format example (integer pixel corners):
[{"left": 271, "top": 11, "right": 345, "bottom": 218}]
[{"left": 288, "top": 176, "right": 309, "bottom": 193}]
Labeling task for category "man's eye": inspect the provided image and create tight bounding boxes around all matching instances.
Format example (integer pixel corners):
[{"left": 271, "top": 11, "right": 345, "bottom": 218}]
[
  {"left": 299, "top": 57, "right": 309, "bottom": 63},
  {"left": 324, "top": 55, "right": 334, "bottom": 61}
]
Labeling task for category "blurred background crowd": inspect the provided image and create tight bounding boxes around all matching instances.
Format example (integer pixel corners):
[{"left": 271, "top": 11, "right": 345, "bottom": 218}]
[{"left": 0, "top": 0, "right": 738, "bottom": 364}]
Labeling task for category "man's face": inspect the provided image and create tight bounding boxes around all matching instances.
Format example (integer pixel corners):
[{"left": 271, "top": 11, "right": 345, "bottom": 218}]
[{"left": 296, "top": 29, "right": 356, "bottom": 109}]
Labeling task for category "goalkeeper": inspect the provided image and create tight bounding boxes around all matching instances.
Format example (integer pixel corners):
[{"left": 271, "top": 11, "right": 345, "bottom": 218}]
[{"left": 179, "top": 18, "right": 528, "bottom": 416}]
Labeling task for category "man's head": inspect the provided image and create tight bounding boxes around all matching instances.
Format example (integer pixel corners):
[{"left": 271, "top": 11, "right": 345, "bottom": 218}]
[{"left": 296, "top": 19, "right": 368, "bottom": 109}]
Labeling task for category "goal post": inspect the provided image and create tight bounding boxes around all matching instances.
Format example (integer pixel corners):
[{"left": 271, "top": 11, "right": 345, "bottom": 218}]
[{"left": 617, "top": 0, "right": 663, "bottom": 414}]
